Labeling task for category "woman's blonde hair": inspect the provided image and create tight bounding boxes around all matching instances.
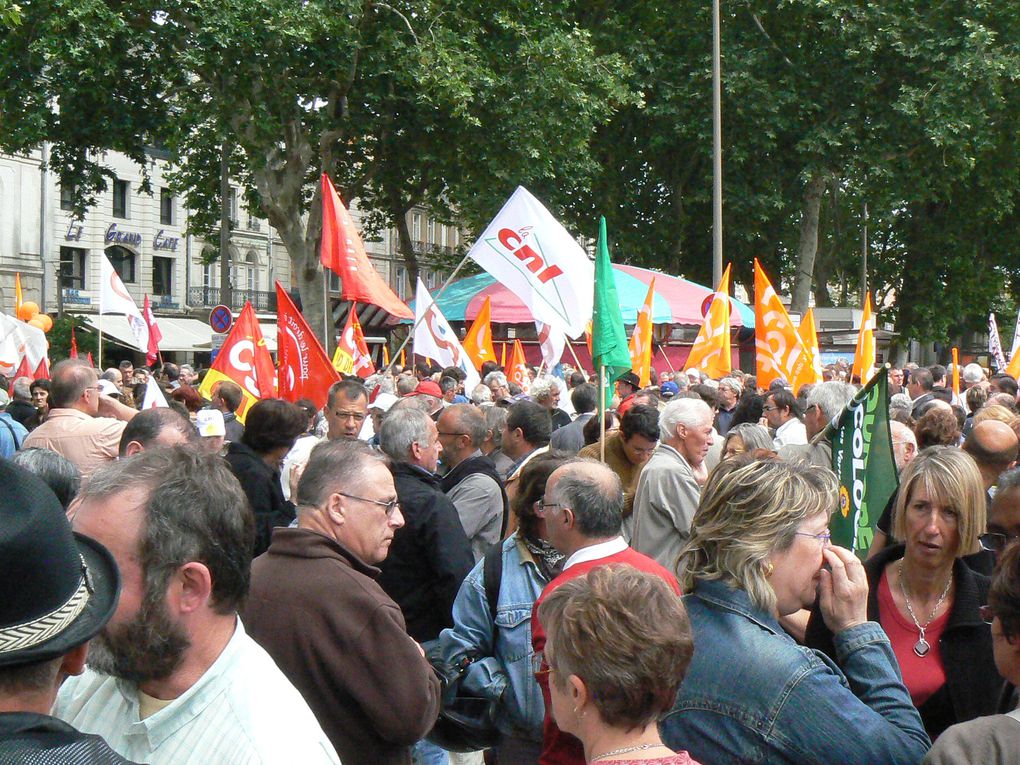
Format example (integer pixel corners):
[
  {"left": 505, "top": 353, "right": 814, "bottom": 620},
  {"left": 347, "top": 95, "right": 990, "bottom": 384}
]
[
  {"left": 678, "top": 457, "right": 836, "bottom": 613},
  {"left": 892, "top": 446, "right": 984, "bottom": 556}
]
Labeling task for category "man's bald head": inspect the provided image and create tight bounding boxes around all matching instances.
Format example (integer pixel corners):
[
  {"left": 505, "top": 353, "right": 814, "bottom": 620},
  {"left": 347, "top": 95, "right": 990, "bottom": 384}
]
[
  {"left": 548, "top": 460, "right": 623, "bottom": 539},
  {"left": 890, "top": 420, "right": 918, "bottom": 472},
  {"left": 964, "top": 420, "right": 1019, "bottom": 487}
]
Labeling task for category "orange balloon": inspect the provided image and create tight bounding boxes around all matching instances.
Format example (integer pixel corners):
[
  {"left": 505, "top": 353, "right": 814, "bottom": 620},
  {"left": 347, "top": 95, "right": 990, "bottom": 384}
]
[
  {"left": 35, "top": 314, "right": 53, "bottom": 332},
  {"left": 17, "top": 302, "right": 39, "bottom": 322},
  {"left": 27, "top": 317, "right": 46, "bottom": 330}
]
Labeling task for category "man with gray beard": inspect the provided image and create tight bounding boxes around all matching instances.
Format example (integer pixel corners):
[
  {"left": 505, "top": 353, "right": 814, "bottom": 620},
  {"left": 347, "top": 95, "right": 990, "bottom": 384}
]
[{"left": 53, "top": 447, "right": 340, "bottom": 765}]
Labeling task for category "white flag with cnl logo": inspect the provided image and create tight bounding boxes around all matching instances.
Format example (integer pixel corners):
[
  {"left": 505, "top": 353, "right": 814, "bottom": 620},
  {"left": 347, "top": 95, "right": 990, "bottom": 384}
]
[
  {"left": 466, "top": 187, "right": 593, "bottom": 338},
  {"left": 99, "top": 252, "right": 148, "bottom": 353},
  {"left": 413, "top": 279, "right": 480, "bottom": 392}
]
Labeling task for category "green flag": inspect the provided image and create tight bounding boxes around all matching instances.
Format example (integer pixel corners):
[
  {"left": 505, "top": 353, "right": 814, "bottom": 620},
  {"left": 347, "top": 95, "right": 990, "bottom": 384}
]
[
  {"left": 592, "top": 216, "right": 632, "bottom": 410},
  {"left": 829, "top": 368, "right": 898, "bottom": 554}
]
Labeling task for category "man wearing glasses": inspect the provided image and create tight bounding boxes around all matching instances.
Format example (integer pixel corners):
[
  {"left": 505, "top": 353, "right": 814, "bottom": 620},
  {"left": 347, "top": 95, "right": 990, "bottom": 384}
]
[
  {"left": 24, "top": 359, "right": 137, "bottom": 479},
  {"left": 244, "top": 440, "right": 441, "bottom": 765},
  {"left": 325, "top": 379, "right": 370, "bottom": 441}
]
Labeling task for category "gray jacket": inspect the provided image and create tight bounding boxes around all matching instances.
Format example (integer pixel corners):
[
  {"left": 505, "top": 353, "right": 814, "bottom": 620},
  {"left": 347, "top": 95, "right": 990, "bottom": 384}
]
[{"left": 630, "top": 443, "right": 701, "bottom": 571}]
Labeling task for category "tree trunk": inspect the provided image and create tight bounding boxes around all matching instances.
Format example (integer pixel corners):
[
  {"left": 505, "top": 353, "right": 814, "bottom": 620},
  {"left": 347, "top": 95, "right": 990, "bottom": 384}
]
[
  {"left": 790, "top": 173, "right": 826, "bottom": 313},
  {"left": 394, "top": 211, "right": 420, "bottom": 288}
]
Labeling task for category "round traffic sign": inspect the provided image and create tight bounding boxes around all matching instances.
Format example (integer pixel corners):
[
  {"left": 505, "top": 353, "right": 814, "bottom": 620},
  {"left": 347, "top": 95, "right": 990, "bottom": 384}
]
[{"left": 210, "top": 305, "right": 233, "bottom": 333}]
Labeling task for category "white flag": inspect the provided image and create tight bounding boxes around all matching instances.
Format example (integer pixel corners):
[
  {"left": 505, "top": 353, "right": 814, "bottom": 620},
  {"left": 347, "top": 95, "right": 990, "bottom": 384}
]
[
  {"left": 466, "top": 187, "right": 593, "bottom": 338},
  {"left": 535, "top": 321, "right": 566, "bottom": 370},
  {"left": 413, "top": 279, "right": 480, "bottom": 392},
  {"left": 0, "top": 314, "right": 48, "bottom": 377},
  {"left": 989, "top": 313, "right": 1008, "bottom": 371},
  {"left": 1011, "top": 309, "right": 1020, "bottom": 361},
  {"left": 100, "top": 253, "right": 149, "bottom": 353},
  {"left": 141, "top": 377, "right": 169, "bottom": 409}
]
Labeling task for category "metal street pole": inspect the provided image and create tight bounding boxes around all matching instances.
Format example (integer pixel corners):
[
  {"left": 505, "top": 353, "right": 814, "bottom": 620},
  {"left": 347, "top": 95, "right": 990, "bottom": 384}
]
[
  {"left": 712, "top": 0, "right": 723, "bottom": 287},
  {"left": 219, "top": 139, "right": 233, "bottom": 311},
  {"left": 860, "top": 202, "right": 868, "bottom": 300}
]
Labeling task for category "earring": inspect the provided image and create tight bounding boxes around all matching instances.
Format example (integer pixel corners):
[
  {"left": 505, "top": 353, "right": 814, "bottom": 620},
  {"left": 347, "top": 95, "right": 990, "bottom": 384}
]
[{"left": 764, "top": 561, "right": 774, "bottom": 577}]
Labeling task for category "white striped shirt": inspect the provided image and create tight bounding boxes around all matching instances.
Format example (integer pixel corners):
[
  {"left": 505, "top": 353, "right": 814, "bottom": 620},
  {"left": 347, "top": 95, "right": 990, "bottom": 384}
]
[{"left": 53, "top": 618, "right": 341, "bottom": 764}]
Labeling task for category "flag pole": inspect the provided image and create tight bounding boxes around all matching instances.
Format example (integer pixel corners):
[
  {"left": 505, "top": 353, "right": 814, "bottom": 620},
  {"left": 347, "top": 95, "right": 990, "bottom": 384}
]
[
  {"left": 566, "top": 341, "right": 586, "bottom": 377},
  {"left": 381, "top": 251, "right": 474, "bottom": 377},
  {"left": 599, "top": 364, "right": 607, "bottom": 463},
  {"left": 658, "top": 344, "right": 676, "bottom": 373},
  {"left": 97, "top": 310, "right": 103, "bottom": 370},
  {"left": 323, "top": 270, "right": 330, "bottom": 355}
]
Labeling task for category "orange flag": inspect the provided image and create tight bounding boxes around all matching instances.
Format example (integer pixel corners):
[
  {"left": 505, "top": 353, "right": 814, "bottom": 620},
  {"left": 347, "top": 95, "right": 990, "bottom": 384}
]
[
  {"left": 800, "top": 307, "right": 823, "bottom": 384},
  {"left": 333, "top": 304, "right": 376, "bottom": 379},
  {"left": 1007, "top": 347, "right": 1020, "bottom": 380},
  {"left": 320, "top": 174, "right": 413, "bottom": 319},
  {"left": 276, "top": 282, "right": 339, "bottom": 409},
  {"left": 500, "top": 342, "right": 507, "bottom": 367},
  {"left": 952, "top": 348, "right": 960, "bottom": 398},
  {"left": 754, "top": 260, "right": 814, "bottom": 392},
  {"left": 383, "top": 344, "right": 391, "bottom": 367},
  {"left": 14, "top": 273, "right": 22, "bottom": 315},
  {"left": 463, "top": 296, "right": 498, "bottom": 371},
  {"left": 506, "top": 339, "right": 528, "bottom": 388},
  {"left": 684, "top": 266, "right": 731, "bottom": 379},
  {"left": 851, "top": 293, "right": 876, "bottom": 385},
  {"left": 629, "top": 279, "right": 656, "bottom": 387},
  {"left": 198, "top": 302, "right": 276, "bottom": 423}
]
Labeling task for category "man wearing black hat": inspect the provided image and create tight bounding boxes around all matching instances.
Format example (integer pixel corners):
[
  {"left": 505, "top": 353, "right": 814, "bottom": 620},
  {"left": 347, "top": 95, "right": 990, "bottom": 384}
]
[
  {"left": 615, "top": 370, "right": 641, "bottom": 416},
  {"left": 0, "top": 462, "right": 136, "bottom": 764}
]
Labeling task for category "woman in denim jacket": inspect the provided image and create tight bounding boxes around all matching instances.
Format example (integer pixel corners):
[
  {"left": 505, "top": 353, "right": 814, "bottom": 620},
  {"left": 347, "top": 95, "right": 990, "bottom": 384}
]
[
  {"left": 661, "top": 457, "right": 931, "bottom": 765},
  {"left": 439, "top": 454, "right": 569, "bottom": 764}
]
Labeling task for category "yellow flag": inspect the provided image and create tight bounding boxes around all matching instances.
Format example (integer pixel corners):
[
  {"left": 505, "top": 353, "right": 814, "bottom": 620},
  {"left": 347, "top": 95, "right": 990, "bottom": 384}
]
[
  {"left": 14, "top": 273, "right": 22, "bottom": 314},
  {"left": 1007, "top": 347, "right": 1020, "bottom": 380},
  {"left": 800, "top": 307, "right": 823, "bottom": 384},
  {"left": 851, "top": 293, "right": 876, "bottom": 384},
  {"left": 755, "top": 260, "right": 814, "bottom": 393},
  {"left": 629, "top": 279, "right": 655, "bottom": 387},
  {"left": 952, "top": 348, "right": 960, "bottom": 397},
  {"left": 383, "top": 344, "right": 391, "bottom": 367},
  {"left": 685, "top": 266, "right": 732, "bottom": 379},
  {"left": 463, "top": 296, "right": 498, "bottom": 371}
]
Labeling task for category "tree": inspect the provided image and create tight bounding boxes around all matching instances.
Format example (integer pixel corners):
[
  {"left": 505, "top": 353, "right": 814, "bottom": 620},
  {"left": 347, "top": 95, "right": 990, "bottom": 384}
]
[{"left": 1, "top": 0, "right": 632, "bottom": 349}]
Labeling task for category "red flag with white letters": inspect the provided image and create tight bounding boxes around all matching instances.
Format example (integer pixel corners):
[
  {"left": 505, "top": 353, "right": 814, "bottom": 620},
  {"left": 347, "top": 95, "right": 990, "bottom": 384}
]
[
  {"left": 276, "top": 282, "right": 339, "bottom": 409},
  {"left": 197, "top": 302, "right": 275, "bottom": 423}
]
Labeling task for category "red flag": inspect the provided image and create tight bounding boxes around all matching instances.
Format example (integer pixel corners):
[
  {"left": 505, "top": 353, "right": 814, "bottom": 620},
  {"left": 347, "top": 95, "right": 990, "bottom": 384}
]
[
  {"left": 86, "top": 352, "right": 94, "bottom": 368},
  {"left": 197, "top": 302, "right": 276, "bottom": 423},
  {"left": 275, "top": 282, "right": 339, "bottom": 409},
  {"left": 332, "top": 304, "right": 376, "bottom": 379},
  {"left": 69, "top": 325, "right": 79, "bottom": 359},
  {"left": 320, "top": 174, "right": 413, "bottom": 319},
  {"left": 143, "top": 295, "right": 163, "bottom": 366}
]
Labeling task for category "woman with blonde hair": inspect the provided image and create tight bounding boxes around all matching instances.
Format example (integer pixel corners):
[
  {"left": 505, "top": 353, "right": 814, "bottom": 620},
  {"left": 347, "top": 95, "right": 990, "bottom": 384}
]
[
  {"left": 661, "top": 458, "right": 929, "bottom": 764},
  {"left": 807, "top": 446, "right": 997, "bottom": 740},
  {"left": 538, "top": 566, "right": 699, "bottom": 764}
]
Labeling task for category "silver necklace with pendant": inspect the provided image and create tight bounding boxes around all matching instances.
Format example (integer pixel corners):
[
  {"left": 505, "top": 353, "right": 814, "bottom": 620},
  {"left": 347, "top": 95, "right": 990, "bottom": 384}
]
[{"left": 898, "top": 561, "right": 953, "bottom": 658}]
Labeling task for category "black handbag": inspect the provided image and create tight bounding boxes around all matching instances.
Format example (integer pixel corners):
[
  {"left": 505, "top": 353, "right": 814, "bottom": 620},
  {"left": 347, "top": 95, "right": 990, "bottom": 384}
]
[{"left": 425, "top": 543, "right": 504, "bottom": 752}]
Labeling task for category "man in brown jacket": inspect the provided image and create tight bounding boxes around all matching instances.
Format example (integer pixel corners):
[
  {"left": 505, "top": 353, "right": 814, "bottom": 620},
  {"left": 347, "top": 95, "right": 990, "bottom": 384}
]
[{"left": 243, "top": 440, "right": 442, "bottom": 765}]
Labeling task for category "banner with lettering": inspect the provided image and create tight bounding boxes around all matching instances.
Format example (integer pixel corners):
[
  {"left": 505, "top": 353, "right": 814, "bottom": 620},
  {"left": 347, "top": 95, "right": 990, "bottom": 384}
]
[
  {"left": 412, "top": 278, "right": 480, "bottom": 392},
  {"left": 466, "top": 187, "right": 593, "bottom": 338},
  {"left": 99, "top": 252, "right": 148, "bottom": 353},
  {"left": 198, "top": 302, "right": 276, "bottom": 423},
  {"left": 829, "top": 368, "right": 897, "bottom": 554},
  {"left": 276, "top": 283, "right": 338, "bottom": 409},
  {"left": 754, "top": 259, "right": 814, "bottom": 393}
]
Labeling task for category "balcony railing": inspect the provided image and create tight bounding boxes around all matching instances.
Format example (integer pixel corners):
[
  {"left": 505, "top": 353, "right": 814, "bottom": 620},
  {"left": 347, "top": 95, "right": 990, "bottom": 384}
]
[{"left": 188, "top": 286, "right": 275, "bottom": 311}]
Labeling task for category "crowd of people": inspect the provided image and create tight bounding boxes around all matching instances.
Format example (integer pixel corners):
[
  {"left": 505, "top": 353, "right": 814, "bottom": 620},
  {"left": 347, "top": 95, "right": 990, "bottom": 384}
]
[{"left": 1, "top": 353, "right": 1019, "bottom": 764}]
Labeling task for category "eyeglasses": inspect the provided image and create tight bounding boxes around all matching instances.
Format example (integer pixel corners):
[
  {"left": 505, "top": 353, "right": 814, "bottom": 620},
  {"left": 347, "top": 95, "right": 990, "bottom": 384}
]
[
  {"left": 762, "top": 405, "right": 779, "bottom": 412},
  {"left": 332, "top": 410, "right": 366, "bottom": 422},
  {"left": 979, "top": 532, "right": 1020, "bottom": 554},
  {"left": 794, "top": 530, "right": 832, "bottom": 546},
  {"left": 336, "top": 492, "right": 401, "bottom": 517},
  {"left": 437, "top": 431, "right": 468, "bottom": 438},
  {"left": 979, "top": 605, "right": 995, "bottom": 625},
  {"left": 531, "top": 650, "right": 553, "bottom": 679},
  {"left": 534, "top": 500, "right": 565, "bottom": 513}
]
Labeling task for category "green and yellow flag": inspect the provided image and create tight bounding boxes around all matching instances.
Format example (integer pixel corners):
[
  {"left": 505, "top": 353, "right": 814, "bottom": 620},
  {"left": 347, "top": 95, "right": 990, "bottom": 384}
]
[
  {"left": 591, "top": 216, "right": 632, "bottom": 410},
  {"left": 829, "top": 368, "right": 898, "bottom": 554}
]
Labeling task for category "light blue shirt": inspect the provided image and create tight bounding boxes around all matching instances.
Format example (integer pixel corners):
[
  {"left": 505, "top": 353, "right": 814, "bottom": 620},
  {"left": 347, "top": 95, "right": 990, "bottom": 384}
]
[{"left": 54, "top": 618, "right": 340, "bottom": 764}]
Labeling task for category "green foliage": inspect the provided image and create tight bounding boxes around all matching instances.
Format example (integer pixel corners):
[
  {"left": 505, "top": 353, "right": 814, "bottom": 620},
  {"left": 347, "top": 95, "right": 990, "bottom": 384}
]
[{"left": 48, "top": 315, "right": 97, "bottom": 362}]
